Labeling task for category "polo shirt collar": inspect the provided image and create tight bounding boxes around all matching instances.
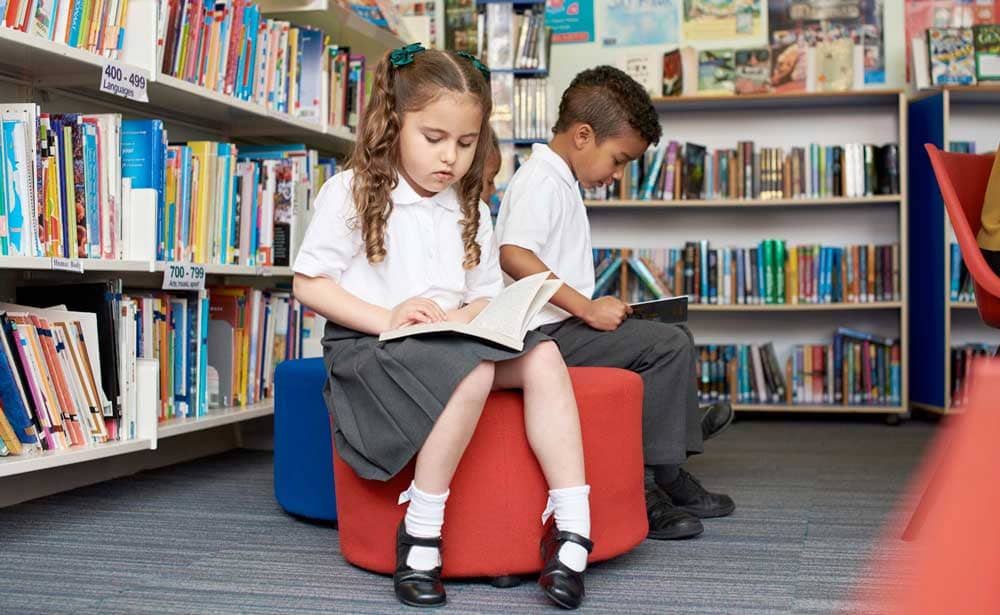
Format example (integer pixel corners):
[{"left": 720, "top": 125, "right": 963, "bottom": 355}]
[
  {"left": 531, "top": 143, "right": 577, "bottom": 188},
  {"left": 392, "top": 173, "right": 460, "bottom": 211}
]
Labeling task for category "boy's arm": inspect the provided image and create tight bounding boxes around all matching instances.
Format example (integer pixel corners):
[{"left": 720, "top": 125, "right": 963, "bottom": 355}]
[
  {"left": 499, "top": 245, "right": 591, "bottom": 316},
  {"left": 500, "top": 245, "right": 630, "bottom": 331}
]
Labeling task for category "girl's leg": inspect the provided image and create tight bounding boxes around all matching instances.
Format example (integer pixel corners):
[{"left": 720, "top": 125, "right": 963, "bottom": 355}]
[
  {"left": 493, "top": 341, "right": 585, "bottom": 488},
  {"left": 494, "top": 341, "right": 591, "bottom": 577},
  {"left": 413, "top": 360, "right": 496, "bottom": 492},
  {"left": 401, "top": 361, "right": 495, "bottom": 573}
]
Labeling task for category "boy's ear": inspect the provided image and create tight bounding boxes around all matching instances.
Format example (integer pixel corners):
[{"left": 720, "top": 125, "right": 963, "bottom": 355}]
[{"left": 572, "top": 123, "right": 595, "bottom": 150}]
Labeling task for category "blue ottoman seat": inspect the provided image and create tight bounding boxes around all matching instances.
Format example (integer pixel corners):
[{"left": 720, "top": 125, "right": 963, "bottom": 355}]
[{"left": 274, "top": 358, "right": 337, "bottom": 521}]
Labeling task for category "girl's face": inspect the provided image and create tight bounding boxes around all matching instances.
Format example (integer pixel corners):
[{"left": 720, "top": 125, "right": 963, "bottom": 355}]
[{"left": 399, "top": 92, "right": 483, "bottom": 197}]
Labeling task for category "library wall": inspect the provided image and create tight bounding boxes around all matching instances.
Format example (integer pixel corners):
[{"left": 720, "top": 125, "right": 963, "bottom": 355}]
[{"left": 546, "top": 0, "right": 907, "bottom": 117}]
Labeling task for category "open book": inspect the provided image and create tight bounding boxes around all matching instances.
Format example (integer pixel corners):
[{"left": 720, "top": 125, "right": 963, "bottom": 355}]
[
  {"left": 628, "top": 295, "right": 689, "bottom": 324},
  {"left": 379, "top": 272, "right": 561, "bottom": 351}
]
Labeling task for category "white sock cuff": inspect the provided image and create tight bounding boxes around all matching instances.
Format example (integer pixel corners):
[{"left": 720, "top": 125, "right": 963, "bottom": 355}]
[
  {"left": 541, "top": 484, "right": 591, "bottom": 524},
  {"left": 398, "top": 481, "right": 450, "bottom": 506}
]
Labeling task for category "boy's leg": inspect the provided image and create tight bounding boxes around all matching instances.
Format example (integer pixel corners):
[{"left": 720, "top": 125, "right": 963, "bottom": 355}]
[{"left": 539, "top": 317, "right": 734, "bottom": 520}]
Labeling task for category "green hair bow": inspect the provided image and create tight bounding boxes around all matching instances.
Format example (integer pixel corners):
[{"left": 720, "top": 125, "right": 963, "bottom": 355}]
[
  {"left": 456, "top": 51, "right": 491, "bottom": 80},
  {"left": 390, "top": 42, "right": 426, "bottom": 68}
]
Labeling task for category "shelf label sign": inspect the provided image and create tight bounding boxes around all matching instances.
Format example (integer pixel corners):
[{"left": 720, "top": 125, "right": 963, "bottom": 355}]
[
  {"left": 51, "top": 257, "right": 84, "bottom": 273},
  {"left": 100, "top": 61, "right": 150, "bottom": 103},
  {"left": 163, "top": 263, "right": 206, "bottom": 290}
]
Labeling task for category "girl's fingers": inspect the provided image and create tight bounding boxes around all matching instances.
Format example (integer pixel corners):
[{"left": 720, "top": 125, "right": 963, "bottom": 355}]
[{"left": 418, "top": 299, "right": 447, "bottom": 321}]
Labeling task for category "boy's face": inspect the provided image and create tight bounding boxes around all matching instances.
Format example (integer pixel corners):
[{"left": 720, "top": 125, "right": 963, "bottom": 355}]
[
  {"left": 480, "top": 149, "right": 501, "bottom": 203},
  {"left": 571, "top": 125, "right": 649, "bottom": 190}
]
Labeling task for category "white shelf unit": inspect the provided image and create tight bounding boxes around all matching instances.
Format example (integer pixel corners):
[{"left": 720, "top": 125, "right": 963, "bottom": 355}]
[
  {"left": 0, "top": 27, "right": 357, "bottom": 153},
  {"left": 0, "top": 12, "right": 400, "bottom": 488},
  {"left": 0, "top": 256, "right": 294, "bottom": 277},
  {"left": 0, "top": 402, "right": 274, "bottom": 478},
  {"left": 256, "top": 0, "right": 407, "bottom": 62},
  {"left": 908, "top": 86, "right": 1000, "bottom": 415},
  {"left": 587, "top": 90, "right": 909, "bottom": 415}
]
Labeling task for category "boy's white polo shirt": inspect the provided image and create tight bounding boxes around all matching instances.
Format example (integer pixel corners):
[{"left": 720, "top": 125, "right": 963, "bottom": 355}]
[{"left": 495, "top": 144, "right": 595, "bottom": 329}]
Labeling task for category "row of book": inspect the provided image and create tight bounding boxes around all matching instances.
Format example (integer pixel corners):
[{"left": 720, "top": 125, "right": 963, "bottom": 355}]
[
  {"left": 695, "top": 329, "right": 902, "bottom": 407},
  {"left": 0, "top": 105, "right": 335, "bottom": 265},
  {"left": 1, "top": 0, "right": 369, "bottom": 131},
  {"left": 950, "top": 344, "right": 996, "bottom": 407},
  {"left": 916, "top": 26, "right": 1000, "bottom": 87},
  {"left": 2, "top": 0, "right": 129, "bottom": 58},
  {"left": 950, "top": 243, "right": 977, "bottom": 303},
  {"left": 0, "top": 281, "right": 306, "bottom": 456},
  {"left": 155, "top": 1, "right": 367, "bottom": 128},
  {"left": 949, "top": 141, "right": 979, "bottom": 153},
  {"left": 592, "top": 242, "right": 902, "bottom": 306},
  {"left": 661, "top": 40, "right": 871, "bottom": 98},
  {"left": 482, "top": 4, "right": 550, "bottom": 71},
  {"left": 583, "top": 142, "right": 900, "bottom": 202},
  {"left": 490, "top": 75, "right": 549, "bottom": 143}
]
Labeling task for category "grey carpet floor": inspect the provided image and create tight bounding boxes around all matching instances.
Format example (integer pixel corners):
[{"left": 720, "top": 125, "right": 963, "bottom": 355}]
[{"left": 0, "top": 419, "right": 935, "bottom": 615}]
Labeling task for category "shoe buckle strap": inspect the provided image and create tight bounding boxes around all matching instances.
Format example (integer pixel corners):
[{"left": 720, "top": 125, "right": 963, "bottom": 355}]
[
  {"left": 398, "top": 533, "right": 443, "bottom": 549},
  {"left": 555, "top": 530, "right": 594, "bottom": 553}
]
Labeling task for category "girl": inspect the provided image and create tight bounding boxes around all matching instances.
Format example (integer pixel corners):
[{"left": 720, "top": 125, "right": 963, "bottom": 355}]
[{"left": 292, "top": 45, "right": 593, "bottom": 610}]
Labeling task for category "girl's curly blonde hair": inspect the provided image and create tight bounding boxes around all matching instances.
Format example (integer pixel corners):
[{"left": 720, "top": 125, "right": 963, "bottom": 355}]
[{"left": 347, "top": 49, "right": 493, "bottom": 270}]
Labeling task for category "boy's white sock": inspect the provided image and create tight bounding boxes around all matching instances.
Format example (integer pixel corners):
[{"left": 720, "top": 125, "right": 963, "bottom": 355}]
[
  {"left": 543, "top": 485, "right": 592, "bottom": 573},
  {"left": 399, "top": 482, "right": 448, "bottom": 571}
]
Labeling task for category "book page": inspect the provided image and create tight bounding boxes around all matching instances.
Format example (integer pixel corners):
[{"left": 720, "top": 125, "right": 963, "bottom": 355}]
[
  {"left": 468, "top": 271, "right": 550, "bottom": 341},
  {"left": 378, "top": 321, "right": 523, "bottom": 351}
]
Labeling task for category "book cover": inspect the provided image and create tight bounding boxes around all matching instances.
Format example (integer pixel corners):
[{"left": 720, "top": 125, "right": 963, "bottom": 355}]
[
  {"left": 973, "top": 24, "right": 1000, "bottom": 81},
  {"left": 683, "top": 143, "right": 706, "bottom": 200},
  {"left": 734, "top": 48, "right": 770, "bottom": 94},
  {"left": 662, "top": 49, "right": 683, "bottom": 96},
  {"left": 815, "top": 38, "right": 854, "bottom": 92},
  {"left": 629, "top": 295, "right": 688, "bottom": 324},
  {"left": 697, "top": 49, "right": 734, "bottom": 94},
  {"left": 927, "top": 27, "right": 976, "bottom": 85}
]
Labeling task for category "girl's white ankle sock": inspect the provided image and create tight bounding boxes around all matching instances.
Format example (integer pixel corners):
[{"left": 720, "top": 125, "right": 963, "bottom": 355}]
[
  {"left": 543, "top": 484, "right": 591, "bottom": 573},
  {"left": 399, "top": 482, "right": 449, "bottom": 571}
]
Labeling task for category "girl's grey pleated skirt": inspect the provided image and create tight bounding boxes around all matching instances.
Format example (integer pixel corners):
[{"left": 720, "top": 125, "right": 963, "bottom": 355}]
[{"left": 322, "top": 322, "right": 554, "bottom": 481}]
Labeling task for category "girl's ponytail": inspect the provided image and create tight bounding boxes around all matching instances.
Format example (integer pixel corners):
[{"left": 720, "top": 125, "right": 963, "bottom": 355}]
[{"left": 348, "top": 51, "right": 401, "bottom": 264}]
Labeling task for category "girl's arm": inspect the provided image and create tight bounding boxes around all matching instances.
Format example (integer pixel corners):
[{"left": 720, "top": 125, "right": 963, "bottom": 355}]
[
  {"left": 447, "top": 297, "right": 490, "bottom": 324},
  {"left": 294, "top": 274, "right": 446, "bottom": 335}
]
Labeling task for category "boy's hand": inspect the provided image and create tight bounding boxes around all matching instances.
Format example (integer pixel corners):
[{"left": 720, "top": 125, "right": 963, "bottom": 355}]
[
  {"left": 388, "top": 297, "right": 446, "bottom": 330},
  {"left": 583, "top": 296, "right": 632, "bottom": 331}
]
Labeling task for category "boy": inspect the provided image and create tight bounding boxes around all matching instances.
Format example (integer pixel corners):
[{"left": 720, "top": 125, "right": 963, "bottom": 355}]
[{"left": 495, "top": 66, "right": 734, "bottom": 540}]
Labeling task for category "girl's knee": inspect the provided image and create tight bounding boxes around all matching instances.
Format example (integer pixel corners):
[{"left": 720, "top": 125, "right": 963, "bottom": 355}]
[
  {"left": 459, "top": 361, "right": 496, "bottom": 396},
  {"left": 524, "top": 341, "right": 568, "bottom": 373}
]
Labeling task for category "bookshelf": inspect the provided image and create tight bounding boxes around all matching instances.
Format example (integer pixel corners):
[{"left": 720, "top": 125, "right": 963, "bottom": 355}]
[
  {"left": 0, "top": 28, "right": 357, "bottom": 154},
  {"left": 0, "top": 4, "right": 400, "bottom": 499},
  {"left": 255, "top": 0, "right": 407, "bottom": 61},
  {"left": 588, "top": 90, "right": 909, "bottom": 416},
  {"left": 908, "top": 86, "right": 1000, "bottom": 415}
]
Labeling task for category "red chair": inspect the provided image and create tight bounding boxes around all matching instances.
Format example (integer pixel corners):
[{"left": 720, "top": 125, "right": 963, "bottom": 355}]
[
  {"left": 331, "top": 367, "right": 648, "bottom": 580},
  {"left": 925, "top": 144, "right": 1000, "bottom": 328}
]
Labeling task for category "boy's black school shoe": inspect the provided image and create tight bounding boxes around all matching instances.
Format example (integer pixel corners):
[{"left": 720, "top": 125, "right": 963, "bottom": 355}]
[
  {"left": 644, "top": 472, "right": 704, "bottom": 540},
  {"left": 538, "top": 519, "right": 593, "bottom": 610},
  {"left": 664, "top": 468, "right": 736, "bottom": 519},
  {"left": 394, "top": 522, "right": 446, "bottom": 608}
]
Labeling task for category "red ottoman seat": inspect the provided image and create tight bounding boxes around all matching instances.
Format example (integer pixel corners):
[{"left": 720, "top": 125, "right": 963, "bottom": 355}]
[{"left": 332, "top": 366, "right": 647, "bottom": 579}]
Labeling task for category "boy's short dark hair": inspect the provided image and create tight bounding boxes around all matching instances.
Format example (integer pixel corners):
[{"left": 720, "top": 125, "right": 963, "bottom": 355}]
[{"left": 553, "top": 65, "right": 662, "bottom": 146}]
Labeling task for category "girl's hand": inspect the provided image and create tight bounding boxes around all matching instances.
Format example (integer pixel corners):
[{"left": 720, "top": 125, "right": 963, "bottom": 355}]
[{"left": 388, "top": 297, "right": 447, "bottom": 330}]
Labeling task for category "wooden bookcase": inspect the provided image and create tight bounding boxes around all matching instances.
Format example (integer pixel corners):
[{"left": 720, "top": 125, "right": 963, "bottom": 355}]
[
  {"left": 0, "top": 15, "right": 399, "bottom": 493},
  {"left": 908, "top": 86, "right": 1000, "bottom": 415},
  {"left": 585, "top": 90, "right": 909, "bottom": 416}
]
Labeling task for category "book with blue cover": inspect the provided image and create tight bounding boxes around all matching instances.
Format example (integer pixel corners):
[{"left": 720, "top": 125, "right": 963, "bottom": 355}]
[{"left": 121, "top": 119, "right": 165, "bottom": 259}]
